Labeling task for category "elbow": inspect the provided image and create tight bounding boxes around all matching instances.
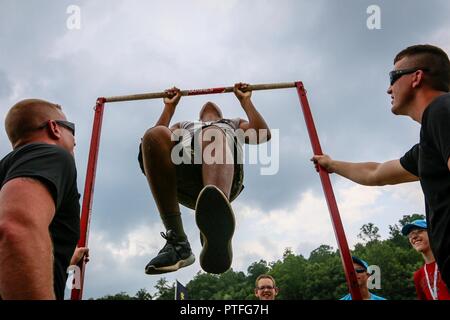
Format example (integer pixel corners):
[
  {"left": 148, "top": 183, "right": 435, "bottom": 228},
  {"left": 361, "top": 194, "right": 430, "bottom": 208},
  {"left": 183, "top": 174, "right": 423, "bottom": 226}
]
[
  {"left": 256, "top": 128, "right": 271, "bottom": 144},
  {"left": 371, "top": 180, "right": 386, "bottom": 187},
  {"left": 0, "top": 220, "right": 32, "bottom": 247},
  {"left": 0, "top": 221, "right": 17, "bottom": 246},
  {"left": 368, "top": 175, "right": 387, "bottom": 187},
  {"left": 265, "top": 129, "right": 272, "bottom": 142}
]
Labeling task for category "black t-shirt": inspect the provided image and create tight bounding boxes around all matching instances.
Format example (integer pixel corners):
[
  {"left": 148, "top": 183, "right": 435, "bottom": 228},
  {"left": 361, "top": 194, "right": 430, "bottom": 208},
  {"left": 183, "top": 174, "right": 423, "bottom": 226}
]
[
  {"left": 400, "top": 93, "right": 450, "bottom": 273},
  {"left": 0, "top": 143, "right": 80, "bottom": 300}
]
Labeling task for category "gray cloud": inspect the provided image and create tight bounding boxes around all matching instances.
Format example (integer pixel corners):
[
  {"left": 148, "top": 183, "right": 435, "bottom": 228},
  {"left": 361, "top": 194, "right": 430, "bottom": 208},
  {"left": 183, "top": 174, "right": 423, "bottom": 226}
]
[{"left": 1, "top": 0, "right": 449, "bottom": 299}]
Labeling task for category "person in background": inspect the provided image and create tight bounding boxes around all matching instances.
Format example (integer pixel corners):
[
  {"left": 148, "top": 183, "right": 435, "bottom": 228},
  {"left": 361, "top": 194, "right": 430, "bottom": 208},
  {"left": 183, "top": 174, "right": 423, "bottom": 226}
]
[
  {"left": 254, "top": 274, "right": 279, "bottom": 300},
  {"left": 340, "top": 256, "right": 386, "bottom": 300},
  {"left": 312, "top": 44, "right": 450, "bottom": 288},
  {"left": 0, "top": 99, "right": 81, "bottom": 300},
  {"left": 402, "top": 219, "right": 450, "bottom": 300}
]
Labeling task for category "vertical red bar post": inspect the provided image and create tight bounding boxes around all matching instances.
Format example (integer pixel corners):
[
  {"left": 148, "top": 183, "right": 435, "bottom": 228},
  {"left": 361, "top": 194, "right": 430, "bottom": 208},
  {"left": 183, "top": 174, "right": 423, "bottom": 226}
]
[
  {"left": 295, "top": 82, "right": 362, "bottom": 300},
  {"left": 70, "top": 98, "right": 105, "bottom": 300}
]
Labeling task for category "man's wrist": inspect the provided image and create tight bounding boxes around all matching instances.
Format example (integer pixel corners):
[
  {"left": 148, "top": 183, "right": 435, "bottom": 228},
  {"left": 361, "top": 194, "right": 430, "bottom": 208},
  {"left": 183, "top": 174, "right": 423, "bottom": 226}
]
[
  {"left": 164, "top": 103, "right": 177, "bottom": 111},
  {"left": 240, "top": 97, "right": 252, "bottom": 106},
  {"left": 329, "top": 160, "right": 337, "bottom": 173}
]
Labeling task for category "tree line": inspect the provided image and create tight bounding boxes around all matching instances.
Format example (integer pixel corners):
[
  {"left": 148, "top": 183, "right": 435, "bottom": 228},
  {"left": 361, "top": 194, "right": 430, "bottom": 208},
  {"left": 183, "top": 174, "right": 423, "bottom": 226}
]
[{"left": 94, "top": 214, "right": 424, "bottom": 300}]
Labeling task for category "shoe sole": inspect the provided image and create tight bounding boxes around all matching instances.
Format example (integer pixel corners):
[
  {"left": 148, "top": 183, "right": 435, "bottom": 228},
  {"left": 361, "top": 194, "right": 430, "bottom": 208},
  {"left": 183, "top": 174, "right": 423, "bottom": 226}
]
[
  {"left": 145, "top": 254, "right": 195, "bottom": 275},
  {"left": 195, "top": 185, "right": 235, "bottom": 274}
]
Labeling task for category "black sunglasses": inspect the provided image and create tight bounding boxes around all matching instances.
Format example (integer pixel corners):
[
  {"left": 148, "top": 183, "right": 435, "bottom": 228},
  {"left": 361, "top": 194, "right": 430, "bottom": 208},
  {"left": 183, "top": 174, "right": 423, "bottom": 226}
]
[
  {"left": 355, "top": 268, "right": 367, "bottom": 274},
  {"left": 38, "top": 120, "right": 75, "bottom": 136},
  {"left": 389, "top": 67, "right": 429, "bottom": 86}
]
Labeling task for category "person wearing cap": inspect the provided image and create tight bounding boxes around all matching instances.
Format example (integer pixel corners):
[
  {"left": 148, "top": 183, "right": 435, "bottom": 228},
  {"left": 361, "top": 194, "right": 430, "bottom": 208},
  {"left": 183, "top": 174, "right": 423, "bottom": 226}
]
[
  {"left": 402, "top": 219, "right": 450, "bottom": 300},
  {"left": 340, "top": 256, "right": 386, "bottom": 300}
]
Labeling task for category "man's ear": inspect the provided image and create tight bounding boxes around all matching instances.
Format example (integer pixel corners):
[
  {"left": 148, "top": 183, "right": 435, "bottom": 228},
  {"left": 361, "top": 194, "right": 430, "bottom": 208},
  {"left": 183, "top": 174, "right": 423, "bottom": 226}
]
[
  {"left": 411, "top": 70, "right": 425, "bottom": 88},
  {"left": 254, "top": 289, "right": 259, "bottom": 297},
  {"left": 274, "top": 288, "right": 279, "bottom": 296},
  {"left": 47, "top": 120, "right": 62, "bottom": 139}
]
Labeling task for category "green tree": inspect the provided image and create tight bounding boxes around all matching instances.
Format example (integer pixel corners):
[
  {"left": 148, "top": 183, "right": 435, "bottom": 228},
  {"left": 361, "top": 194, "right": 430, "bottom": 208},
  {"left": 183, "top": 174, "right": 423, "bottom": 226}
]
[
  {"left": 358, "top": 223, "right": 381, "bottom": 243},
  {"left": 96, "top": 215, "right": 427, "bottom": 300},
  {"left": 271, "top": 249, "right": 308, "bottom": 299},
  {"left": 97, "top": 291, "right": 133, "bottom": 300},
  {"left": 135, "top": 288, "right": 152, "bottom": 300},
  {"left": 246, "top": 260, "right": 269, "bottom": 286},
  {"left": 154, "top": 278, "right": 175, "bottom": 300}
]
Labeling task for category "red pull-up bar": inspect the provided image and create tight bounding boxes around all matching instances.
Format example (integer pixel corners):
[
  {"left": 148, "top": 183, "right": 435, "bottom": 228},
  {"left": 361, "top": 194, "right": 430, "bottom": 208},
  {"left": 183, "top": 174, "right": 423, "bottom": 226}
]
[
  {"left": 71, "top": 81, "right": 361, "bottom": 300},
  {"left": 104, "top": 82, "right": 298, "bottom": 103}
]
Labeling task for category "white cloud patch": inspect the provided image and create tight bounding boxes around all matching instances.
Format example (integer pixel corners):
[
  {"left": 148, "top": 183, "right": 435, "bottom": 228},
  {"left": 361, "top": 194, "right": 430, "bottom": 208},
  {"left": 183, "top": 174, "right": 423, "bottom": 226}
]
[
  {"left": 87, "top": 222, "right": 163, "bottom": 270},
  {"left": 232, "top": 183, "right": 384, "bottom": 268}
]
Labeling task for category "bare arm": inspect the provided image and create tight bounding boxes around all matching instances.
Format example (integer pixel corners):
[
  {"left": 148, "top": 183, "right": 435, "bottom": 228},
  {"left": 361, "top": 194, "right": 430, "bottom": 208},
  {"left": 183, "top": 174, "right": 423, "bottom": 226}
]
[
  {"left": 234, "top": 83, "right": 271, "bottom": 144},
  {"left": 70, "top": 247, "right": 89, "bottom": 266},
  {"left": 311, "top": 154, "right": 419, "bottom": 186},
  {"left": 154, "top": 87, "right": 182, "bottom": 127},
  {"left": 0, "top": 178, "right": 56, "bottom": 299}
]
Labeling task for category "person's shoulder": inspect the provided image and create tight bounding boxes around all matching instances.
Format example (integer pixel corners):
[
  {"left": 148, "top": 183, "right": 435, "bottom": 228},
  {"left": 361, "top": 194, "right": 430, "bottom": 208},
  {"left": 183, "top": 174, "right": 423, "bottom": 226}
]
[
  {"left": 14, "top": 143, "right": 75, "bottom": 170},
  {"left": 340, "top": 294, "right": 351, "bottom": 300},
  {"left": 15, "top": 142, "right": 66, "bottom": 153},
  {"left": 28, "top": 143, "right": 73, "bottom": 161},
  {"left": 426, "top": 93, "right": 450, "bottom": 116},
  {"left": 414, "top": 265, "right": 425, "bottom": 278},
  {"left": 221, "top": 118, "right": 242, "bottom": 129},
  {"left": 432, "top": 92, "right": 450, "bottom": 106},
  {"left": 370, "top": 293, "right": 387, "bottom": 300}
]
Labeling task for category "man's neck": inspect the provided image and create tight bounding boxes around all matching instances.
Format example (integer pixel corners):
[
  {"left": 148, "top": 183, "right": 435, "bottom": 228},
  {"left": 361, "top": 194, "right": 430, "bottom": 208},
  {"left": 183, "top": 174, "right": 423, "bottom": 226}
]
[
  {"left": 422, "top": 248, "right": 436, "bottom": 264},
  {"left": 14, "top": 137, "right": 56, "bottom": 149},
  {"left": 360, "top": 287, "right": 371, "bottom": 300},
  {"left": 409, "top": 90, "right": 446, "bottom": 123}
]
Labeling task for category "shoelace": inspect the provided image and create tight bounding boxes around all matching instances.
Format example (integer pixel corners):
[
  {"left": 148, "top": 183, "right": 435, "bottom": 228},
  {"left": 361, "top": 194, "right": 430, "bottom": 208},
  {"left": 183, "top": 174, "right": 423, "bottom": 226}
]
[
  {"left": 160, "top": 231, "right": 184, "bottom": 254},
  {"left": 160, "top": 231, "right": 176, "bottom": 242}
]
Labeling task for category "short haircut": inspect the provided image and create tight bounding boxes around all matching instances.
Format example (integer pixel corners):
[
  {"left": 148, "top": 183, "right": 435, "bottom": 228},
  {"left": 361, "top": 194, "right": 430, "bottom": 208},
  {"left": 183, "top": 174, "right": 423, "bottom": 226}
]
[
  {"left": 394, "top": 44, "right": 450, "bottom": 92},
  {"left": 255, "top": 274, "right": 276, "bottom": 288},
  {"left": 5, "top": 99, "right": 63, "bottom": 146}
]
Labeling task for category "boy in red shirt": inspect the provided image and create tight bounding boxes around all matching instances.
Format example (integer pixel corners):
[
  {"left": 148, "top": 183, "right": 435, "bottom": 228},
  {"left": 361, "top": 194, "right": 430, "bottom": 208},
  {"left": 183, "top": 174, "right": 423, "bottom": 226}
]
[{"left": 402, "top": 219, "right": 450, "bottom": 300}]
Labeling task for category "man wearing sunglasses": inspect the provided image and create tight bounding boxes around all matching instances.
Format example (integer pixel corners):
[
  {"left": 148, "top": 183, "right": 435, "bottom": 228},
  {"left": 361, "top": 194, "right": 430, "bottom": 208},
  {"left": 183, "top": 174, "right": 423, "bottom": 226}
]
[
  {"left": 312, "top": 44, "right": 450, "bottom": 289},
  {"left": 0, "top": 99, "right": 82, "bottom": 299},
  {"left": 340, "top": 257, "right": 386, "bottom": 300},
  {"left": 402, "top": 219, "right": 450, "bottom": 300}
]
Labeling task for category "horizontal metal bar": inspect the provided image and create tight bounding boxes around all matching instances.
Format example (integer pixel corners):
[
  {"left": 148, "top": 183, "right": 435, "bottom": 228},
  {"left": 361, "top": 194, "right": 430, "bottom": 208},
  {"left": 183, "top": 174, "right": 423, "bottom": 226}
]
[{"left": 103, "top": 82, "right": 297, "bottom": 103}]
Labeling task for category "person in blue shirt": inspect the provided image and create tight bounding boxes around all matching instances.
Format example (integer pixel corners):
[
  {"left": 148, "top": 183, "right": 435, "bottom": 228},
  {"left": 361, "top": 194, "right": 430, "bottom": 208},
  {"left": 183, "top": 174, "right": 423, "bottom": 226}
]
[{"left": 340, "top": 256, "right": 386, "bottom": 300}]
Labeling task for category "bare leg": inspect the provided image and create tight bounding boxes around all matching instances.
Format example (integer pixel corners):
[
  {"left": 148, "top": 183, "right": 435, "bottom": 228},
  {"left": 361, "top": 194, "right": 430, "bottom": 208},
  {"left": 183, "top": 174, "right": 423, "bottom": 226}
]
[
  {"left": 141, "top": 126, "right": 188, "bottom": 239},
  {"left": 200, "top": 126, "right": 234, "bottom": 199}
]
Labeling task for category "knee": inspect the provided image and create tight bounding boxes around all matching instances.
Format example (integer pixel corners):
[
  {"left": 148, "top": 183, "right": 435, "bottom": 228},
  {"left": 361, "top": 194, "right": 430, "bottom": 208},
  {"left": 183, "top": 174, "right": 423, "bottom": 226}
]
[{"left": 142, "top": 126, "right": 173, "bottom": 150}]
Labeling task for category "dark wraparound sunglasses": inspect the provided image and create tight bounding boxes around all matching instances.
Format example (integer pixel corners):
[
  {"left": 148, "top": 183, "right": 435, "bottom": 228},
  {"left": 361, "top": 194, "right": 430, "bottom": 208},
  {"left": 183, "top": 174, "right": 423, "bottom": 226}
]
[
  {"left": 355, "top": 269, "right": 367, "bottom": 274},
  {"left": 38, "top": 120, "right": 75, "bottom": 136},
  {"left": 389, "top": 67, "right": 429, "bottom": 86}
]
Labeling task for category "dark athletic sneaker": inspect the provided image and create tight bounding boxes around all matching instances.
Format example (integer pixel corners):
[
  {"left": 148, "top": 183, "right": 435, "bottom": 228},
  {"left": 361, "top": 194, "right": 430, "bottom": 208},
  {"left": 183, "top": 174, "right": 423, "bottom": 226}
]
[
  {"left": 145, "top": 230, "right": 195, "bottom": 275},
  {"left": 195, "top": 185, "right": 235, "bottom": 274}
]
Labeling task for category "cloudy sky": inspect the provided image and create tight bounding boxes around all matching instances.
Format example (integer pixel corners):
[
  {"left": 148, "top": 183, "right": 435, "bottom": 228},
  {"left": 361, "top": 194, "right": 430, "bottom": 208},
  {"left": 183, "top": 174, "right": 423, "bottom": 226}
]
[{"left": 1, "top": 0, "right": 449, "bottom": 299}]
